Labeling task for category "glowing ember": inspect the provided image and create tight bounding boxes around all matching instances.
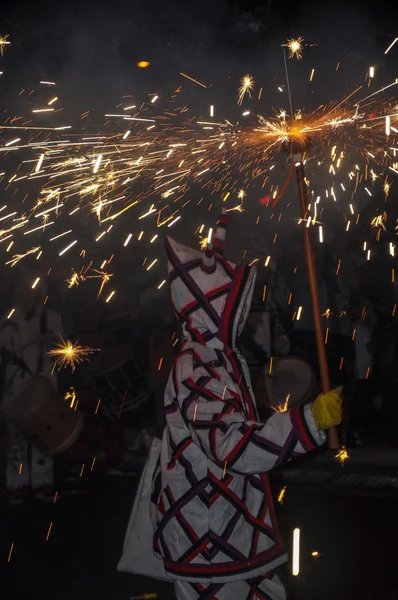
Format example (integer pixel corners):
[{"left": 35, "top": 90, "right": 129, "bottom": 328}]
[
  {"left": 64, "top": 387, "right": 77, "bottom": 408},
  {"left": 277, "top": 486, "right": 287, "bottom": 504}
]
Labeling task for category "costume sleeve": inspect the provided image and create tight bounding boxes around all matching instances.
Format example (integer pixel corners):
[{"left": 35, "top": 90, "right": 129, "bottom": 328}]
[{"left": 176, "top": 356, "right": 326, "bottom": 475}]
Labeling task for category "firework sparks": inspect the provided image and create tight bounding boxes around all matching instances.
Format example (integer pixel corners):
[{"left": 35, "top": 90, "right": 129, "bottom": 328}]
[
  {"left": 64, "top": 387, "right": 77, "bottom": 408},
  {"left": 238, "top": 74, "right": 255, "bottom": 105},
  {"left": 284, "top": 37, "right": 304, "bottom": 60},
  {"left": 0, "top": 36, "right": 398, "bottom": 309},
  {"left": 0, "top": 34, "right": 10, "bottom": 57},
  {"left": 87, "top": 269, "right": 113, "bottom": 299},
  {"left": 6, "top": 247, "right": 41, "bottom": 267},
  {"left": 371, "top": 215, "right": 386, "bottom": 230},
  {"left": 277, "top": 486, "right": 287, "bottom": 504},
  {"left": 334, "top": 446, "right": 350, "bottom": 466},
  {"left": 273, "top": 394, "right": 290, "bottom": 413},
  {"left": 384, "top": 178, "right": 392, "bottom": 197},
  {"left": 48, "top": 337, "right": 98, "bottom": 372},
  {"left": 66, "top": 269, "right": 86, "bottom": 289}
]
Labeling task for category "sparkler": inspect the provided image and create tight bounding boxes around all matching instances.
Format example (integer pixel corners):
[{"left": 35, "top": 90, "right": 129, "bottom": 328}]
[
  {"left": 48, "top": 337, "right": 98, "bottom": 371},
  {"left": 284, "top": 37, "right": 304, "bottom": 60},
  {"left": 237, "top": 74, "right": 254, "bottom": 105}
]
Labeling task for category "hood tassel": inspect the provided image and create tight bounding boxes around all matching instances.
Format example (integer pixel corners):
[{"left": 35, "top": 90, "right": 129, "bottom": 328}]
[{"left": 200, "top": 242, "right": 216, "bottom": 273}]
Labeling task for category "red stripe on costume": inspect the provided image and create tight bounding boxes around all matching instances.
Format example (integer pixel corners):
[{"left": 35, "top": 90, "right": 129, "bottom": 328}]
[
  {"left": 168, "top": 439, "right": 193, "bottom": 469},
  {"left": 185, "top": 378, "right": 225, "bottom": 403},
  {"left": 226, "top": 350, "right": 257, "bottom": 420},
  {"left": 210, "top": 475, "right": 233, "bottom": 505},
  {"left": 260, "top": 472, "right": 283, "bottom": 541},
  {"left": 208, "top": 471, "right": 275, "bottom": 536},
  {"left": 256, "top": 589, "right": 273, "bottom": 600},
  {"left": 223, "top": 423, "right": 257, "bottom": 464},
  {"left": 181, "top": 282, "right": 230, "bottom": 315},
  {"left": 220, "top": 265, "right": 245, "bottom": 346},
  {"left": 158, "top": 496, "right": 165, "bottom": 516},
  {"left": 249, "top": 586, "right": 257, "bottom": 600},
  {"left": 182, "top": 537, "right": 209, "bottom": 563},
  {"left": 167, "top": 487, "right": 199, "bottom": 543},
  {"left": 290, "top": 406, "right": 315, "bottom": 451},
  {"left": 250, "top": 490, "right": 270, "bottom": 558},
  {"left": 163, "top": 535, "right": 285, "bottom": 575}
]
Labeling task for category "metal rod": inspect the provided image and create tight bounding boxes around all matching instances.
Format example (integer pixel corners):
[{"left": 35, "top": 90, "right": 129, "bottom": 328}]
[
  {"left": 294, "top": 155, "right": 339, "bottom": 449},
  {"left": 283, "top": 47, "right": 294, "bottom": 117}
]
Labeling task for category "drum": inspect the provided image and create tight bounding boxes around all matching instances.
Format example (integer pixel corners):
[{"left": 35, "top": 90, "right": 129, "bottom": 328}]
[
  {"left": 263, "top": 356, "right": 317, "bottom": 410},
  {"left": 1, "top": 374, "right": 83, "bottom": 456},
  {"left": 85, "top": 345, "right": 152, "bottom": 417}
]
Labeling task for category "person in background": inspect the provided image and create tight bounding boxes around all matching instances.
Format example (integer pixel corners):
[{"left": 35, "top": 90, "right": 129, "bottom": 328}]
[
  {"left": 151, "top": 209, "right": 342, "bottom": 600},
  {"left": 0, "top": 278, "right": 65, "bottom": 504}
]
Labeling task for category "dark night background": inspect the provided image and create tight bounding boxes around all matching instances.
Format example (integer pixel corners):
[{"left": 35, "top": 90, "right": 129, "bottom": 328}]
[{"left": 1, "top": 1, "right": 398, "bottom": 599}]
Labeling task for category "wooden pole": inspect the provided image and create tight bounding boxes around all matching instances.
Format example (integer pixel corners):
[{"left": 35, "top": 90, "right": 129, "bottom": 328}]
[{"left": 294, "top": 154, "right": 339, "bottom": 449}]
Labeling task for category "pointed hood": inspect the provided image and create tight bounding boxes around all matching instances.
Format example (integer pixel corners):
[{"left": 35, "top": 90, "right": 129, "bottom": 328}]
[{"left": 164, "top": 210, "right": 256, "bottom": 350}]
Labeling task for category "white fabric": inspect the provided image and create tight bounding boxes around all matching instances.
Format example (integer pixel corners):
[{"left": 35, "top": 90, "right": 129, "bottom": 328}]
[{"left": 117, "top": 438, "right": 173, "bottom": 582}]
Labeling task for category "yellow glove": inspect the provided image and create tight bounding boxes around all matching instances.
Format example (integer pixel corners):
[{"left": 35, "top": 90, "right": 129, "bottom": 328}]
[{"left": 311, "top": 388, "right": 343, "bottom": 430}]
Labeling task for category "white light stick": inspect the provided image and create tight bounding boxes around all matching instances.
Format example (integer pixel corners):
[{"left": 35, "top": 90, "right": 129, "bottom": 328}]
[{"left": 292, "top": 528, "right": 300, "bottom": 576}]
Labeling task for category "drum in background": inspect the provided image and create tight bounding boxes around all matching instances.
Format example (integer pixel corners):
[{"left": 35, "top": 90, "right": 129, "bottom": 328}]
[
  {"left": 1, "top": 374, "right": 83, "bottom": 456},
  {"left": 263, "top": 356, "right": 317, "bottom": 411},
  {"left": 85, "top": 345, "right": 153, "bottom": 418}
]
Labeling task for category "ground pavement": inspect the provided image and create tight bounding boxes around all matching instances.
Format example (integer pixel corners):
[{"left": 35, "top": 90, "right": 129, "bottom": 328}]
[{"left": 1, "top": 456, "right": 397, "bottom": 600}]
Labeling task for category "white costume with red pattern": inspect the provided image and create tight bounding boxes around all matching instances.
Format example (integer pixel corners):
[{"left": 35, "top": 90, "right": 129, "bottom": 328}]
[{"left": 151, "top": 211, "right": 326, "bottom": 593}]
